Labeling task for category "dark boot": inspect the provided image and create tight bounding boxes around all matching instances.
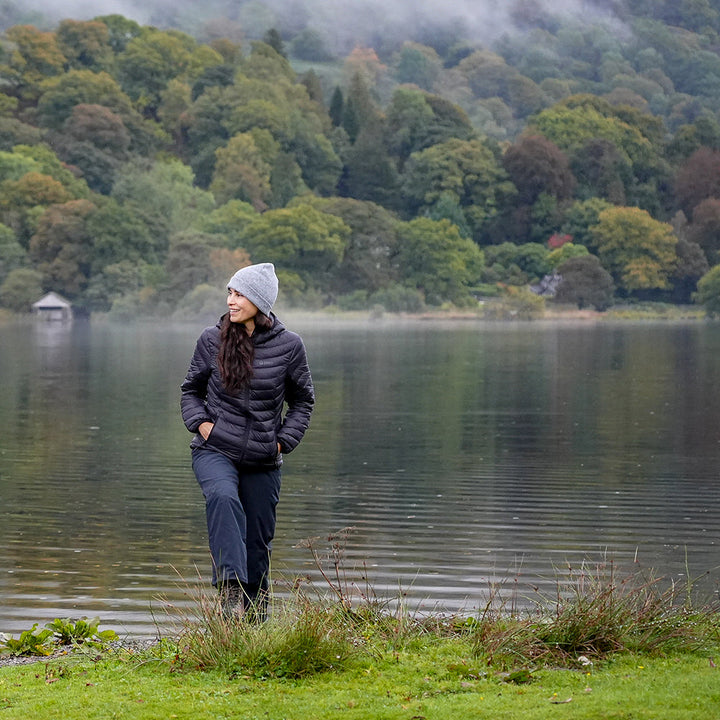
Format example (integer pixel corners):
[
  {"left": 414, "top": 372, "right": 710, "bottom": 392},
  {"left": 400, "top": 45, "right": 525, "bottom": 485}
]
[
  {"left": 242, "top": 580, "right": 269, "bottom": 623},
  {"left": 218, "top": 580, "right": 243, "bottom": 619}
]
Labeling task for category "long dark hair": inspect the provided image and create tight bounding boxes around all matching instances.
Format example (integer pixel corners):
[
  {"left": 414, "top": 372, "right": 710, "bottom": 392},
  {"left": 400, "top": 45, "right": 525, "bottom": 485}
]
[{"left": 217, "top": 312, "right": 273, "bottom": 393}]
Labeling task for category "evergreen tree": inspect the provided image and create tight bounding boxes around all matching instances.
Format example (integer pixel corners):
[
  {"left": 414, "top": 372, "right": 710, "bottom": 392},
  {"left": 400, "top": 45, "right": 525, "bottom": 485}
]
[
  {"left": 262, "top": 28, "right": 286, "bottom": 59},
  {"left": 329, "top": 86, "right": 344, "bottom": 127},
  {"left": 342, "top": 97, "right": 360, "bottom": 143}
]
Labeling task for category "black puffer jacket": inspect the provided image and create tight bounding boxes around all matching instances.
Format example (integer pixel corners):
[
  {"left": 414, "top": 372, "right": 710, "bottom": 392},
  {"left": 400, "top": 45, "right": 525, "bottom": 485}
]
[{"left": 180, "top": 314, "right": 314, "bottom": 467}]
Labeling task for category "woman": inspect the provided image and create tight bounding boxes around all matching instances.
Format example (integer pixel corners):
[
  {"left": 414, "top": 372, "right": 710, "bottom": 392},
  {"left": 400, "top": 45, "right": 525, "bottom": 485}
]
[{"left": 180, "top": 263, "right": 314, "bottom": 619}]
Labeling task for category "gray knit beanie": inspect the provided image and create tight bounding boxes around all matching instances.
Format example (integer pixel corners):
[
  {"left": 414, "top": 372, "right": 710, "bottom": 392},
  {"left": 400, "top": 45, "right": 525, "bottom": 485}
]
[{"left": 227, "top": 263, "right": 278, "bottom": 316}]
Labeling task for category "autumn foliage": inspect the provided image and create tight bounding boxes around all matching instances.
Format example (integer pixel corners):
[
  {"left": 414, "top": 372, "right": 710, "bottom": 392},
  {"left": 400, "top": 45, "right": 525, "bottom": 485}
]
[{"left": 0, "top": 3, "right": 719, "bottom": 314}]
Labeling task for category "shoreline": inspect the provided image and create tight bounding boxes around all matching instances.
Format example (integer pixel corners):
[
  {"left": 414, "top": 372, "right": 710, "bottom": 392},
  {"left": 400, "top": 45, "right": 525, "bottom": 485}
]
[
  {"left": 279, "top": 304, "right": 708, "bottom": 324},
  {"left": 0, "top": 302, "right": 710, "bottom": 327}
]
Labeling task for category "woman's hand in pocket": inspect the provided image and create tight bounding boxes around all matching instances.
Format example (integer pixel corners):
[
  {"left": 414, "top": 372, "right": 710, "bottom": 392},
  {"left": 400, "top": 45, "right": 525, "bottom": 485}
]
[{"left": 198, "top": 422, "right": 214, "bottom": 440}]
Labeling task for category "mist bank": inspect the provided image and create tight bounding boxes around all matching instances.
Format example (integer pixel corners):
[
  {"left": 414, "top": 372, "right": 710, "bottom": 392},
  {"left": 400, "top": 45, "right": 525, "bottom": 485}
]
[{"left": 9, "top": 0, "right": 622, "bottom": 53}]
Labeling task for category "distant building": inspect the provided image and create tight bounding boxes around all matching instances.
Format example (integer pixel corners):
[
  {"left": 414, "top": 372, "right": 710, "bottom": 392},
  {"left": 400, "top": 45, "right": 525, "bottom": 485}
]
[
  {"left": 530, "top": 273, "right": 563, "bottom": 298},
  {"left": 32, "top": 292, "right": 73, "bottom": 322}
]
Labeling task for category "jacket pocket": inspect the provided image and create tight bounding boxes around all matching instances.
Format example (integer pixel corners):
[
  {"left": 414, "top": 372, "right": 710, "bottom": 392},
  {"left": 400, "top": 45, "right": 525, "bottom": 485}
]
[{"left": 206, "top": 411, "right": 252, "bottom": 460}]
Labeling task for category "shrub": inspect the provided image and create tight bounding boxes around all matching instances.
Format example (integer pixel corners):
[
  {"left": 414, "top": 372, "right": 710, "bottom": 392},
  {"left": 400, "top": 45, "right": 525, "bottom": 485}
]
[
  {"left": 553, "top": 255, "right": 615, "bottom": 310},
  {"left": 696, "top": 264, "right": 720, "bottom": 317},
  {"left": 170, "top": 587, "right": 357, "bottom": 678},
  {"left": 369, "top": 285, "right": 425, "bottom": 313},
  {"left": 0, "top": 268, "right": 43, "bottom": 312},
  {"left": 107, "top": 287, "right": 157, "bottom": 320},
  {"left": 467, "top": 561, "right": 718, "bottom": 668},
  {"left": 337, "top": 289, "right": 370, "bottom": 311},
  {"left": 483, "top": 286, "right": 545, "bottom": 319},
  {"left": 172, "top": 283, "right": 225, "bottom": 321}
]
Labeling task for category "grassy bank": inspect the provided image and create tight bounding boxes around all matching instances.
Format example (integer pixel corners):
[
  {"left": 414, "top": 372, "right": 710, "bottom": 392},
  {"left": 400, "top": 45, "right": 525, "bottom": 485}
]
[
  {"left": 2, "top": 644, "right": 719, "bottom": 720},
  {"left": 2, "top": 559, "right": 719, "bottom": 719}
]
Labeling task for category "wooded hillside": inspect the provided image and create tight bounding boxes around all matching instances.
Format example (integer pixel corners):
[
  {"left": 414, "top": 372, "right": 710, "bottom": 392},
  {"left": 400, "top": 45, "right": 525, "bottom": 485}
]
[{"left": 2, "top": 0, "right": 720, "bottom": 316}]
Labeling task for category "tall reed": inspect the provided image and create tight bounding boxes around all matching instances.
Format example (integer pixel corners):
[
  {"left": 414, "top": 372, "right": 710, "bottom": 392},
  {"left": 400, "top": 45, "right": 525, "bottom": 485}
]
[
  {"left": 467, "top": 559, "right": 719, "bottom": 668},
  {"left": 154, "top": 546, "right": 719, "bottom": 678}
]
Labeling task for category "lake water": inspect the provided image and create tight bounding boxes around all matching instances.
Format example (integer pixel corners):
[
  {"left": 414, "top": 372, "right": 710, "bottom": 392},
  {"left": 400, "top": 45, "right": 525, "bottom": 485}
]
[{"left": 1, "top": 316, "right": 719, "bottom": 638}]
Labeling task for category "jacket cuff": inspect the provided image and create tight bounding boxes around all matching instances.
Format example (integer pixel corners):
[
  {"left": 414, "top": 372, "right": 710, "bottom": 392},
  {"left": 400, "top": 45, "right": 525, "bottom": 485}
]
[
  {"left": 277, "top": 435, "right": 295, "bottom": 453},
  {"left": 187, "top": 416, "right": 211, "bottom": 433}
]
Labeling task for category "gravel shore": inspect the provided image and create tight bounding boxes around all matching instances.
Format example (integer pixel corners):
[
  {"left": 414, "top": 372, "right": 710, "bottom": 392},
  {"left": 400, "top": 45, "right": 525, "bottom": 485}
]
[{"left": 0, "top": 639, "right": 159, "bottom": 669}]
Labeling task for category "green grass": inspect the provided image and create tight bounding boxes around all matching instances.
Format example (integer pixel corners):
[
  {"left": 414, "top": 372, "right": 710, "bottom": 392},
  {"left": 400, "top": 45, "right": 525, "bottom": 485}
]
[
  {"left": 2, "top": 549, "right": 719, "bottom": 719},
  {"left": 2, "top": 645, "right": 719, "bottom": 719}
]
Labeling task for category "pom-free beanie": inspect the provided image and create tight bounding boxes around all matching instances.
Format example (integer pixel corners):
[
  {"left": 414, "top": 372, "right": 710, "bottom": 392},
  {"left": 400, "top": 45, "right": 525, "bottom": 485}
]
[{"left": 227, "top": 263, "right": 279, "bottom": 316}]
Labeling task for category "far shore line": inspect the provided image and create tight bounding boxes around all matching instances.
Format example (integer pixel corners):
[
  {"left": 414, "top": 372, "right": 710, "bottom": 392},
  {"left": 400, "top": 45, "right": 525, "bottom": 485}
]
[
  {"left": 278, "top": 303, "right": 709, "bottom": 323},
  {"left": 0, "top": 303, "right": 712, "bottom": 327}
]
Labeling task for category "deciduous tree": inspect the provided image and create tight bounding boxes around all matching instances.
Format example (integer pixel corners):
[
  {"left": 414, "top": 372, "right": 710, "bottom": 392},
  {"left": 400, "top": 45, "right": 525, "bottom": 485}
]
[
  {"left": 37, "top": 69, "right": 134, "bottom": 130},
  {"left": 164, "top": 230, "right": 218, "bottom": 302},
  {"left": 675, "top": 147, "right": 720, "bottom": 217},
  {"left": 0, "top": 172, "right": 73, "bottom": 212},
  {"left": 301, "top": 196, "right": 400, "bottom": 293},
  {"left": 0, "top": 117, "right": 43, "bottom": 152},
  {"left": 184, "top": 85, "right": 233, "bottom": 186},
  {"left": 696, "top": 264, "right": 720, "bottom": 316},
  {"left": 553, "top": 254, "right": 615, "bottom": 310},
  {"left": 96, "top": 14, "right": 143, "bottom": 54},
  {"left": 50, "top": 103, "right": 131, "bottom": 193},
  {"left": 210, "top": 131, "right": 275, "bottom": 209},
  {"left": 671, "top": 237, "right": 709, "bottom": 303},
  {"left": 1, "top": 25, "right": 66, "bottom": 100},
  {"left": 84, "top": 259, "right": 146, "bottom": 311},
  {"left": 402, "top": 138, "right": 515, "bottom": 239},
  {"left": 208, "top": 247, "right": 252, "bottom": 285},
  {"left": 530, "top": 95, "right": 668, "bottom": 210},
  {"left": 342, "top": 47, "right": 387, "bottom": 96},
  {"left": 547, "top": 241, "right": 589, "bottom": 269},
  {"left": 241, "top": 203, "right": 349, "bottom": 288},
  {"left": 386, "top": 87, "right": 474, "bottom": 166},
  {"left": 393, "top": 42, "right": 441, "bottom": 91},
  {"left": 56, "top": 19, "right": 113, "bottom": 71},
  {"left": 396, "top": 216, "right": 484, "bottom": 305},
  {"left": 0, "top": 150, "right": 39, "bottom": 182},
  {"left": 289, "top": 130, "right": 342, "bottom": 196},
  {"left": 117, "top": 28, "right": 194, "bottom": 104},
  {"left": 199, "top": 199, "right": 259, "bottom": 248},
  {"left": 112, "top": 158, "right": 215, "bottom": 257},
  {"left": 191, "top": 64, "right": 235, "bottom": 102},
  {"left": 561, "top": 197, "right": 614, "bottom": 251},
  {"left": 591, "top": 206, "right": 677, "bottom": 293},
  {"left": 688, "top": 197, "right": 720, "bottom": 264},
  {"left": 503, "top": 134, "right": 575, "bottom": 204},
  {"left": 86, "top": 196, "right": 155, "bottom": 271},
  {"left": 0, "top": 267, "right": 43, "bottom": 311},
  {"left": 14, "top": 144, "right": 90, "bottom": 197},
  {"left": 28, "top": 198, "right": 96, "bottom": 298}
]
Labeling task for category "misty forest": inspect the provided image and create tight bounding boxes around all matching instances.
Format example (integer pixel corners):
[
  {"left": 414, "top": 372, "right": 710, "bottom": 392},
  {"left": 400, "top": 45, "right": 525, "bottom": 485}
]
[{"left": 4, "top": 0, "right": 720, "bottom": 318}]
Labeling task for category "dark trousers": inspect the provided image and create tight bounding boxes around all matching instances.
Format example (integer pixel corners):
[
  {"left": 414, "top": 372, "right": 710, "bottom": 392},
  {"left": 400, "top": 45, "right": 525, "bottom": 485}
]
[{"left": 192, "top": 448, "right": 281, "bottom": 604}]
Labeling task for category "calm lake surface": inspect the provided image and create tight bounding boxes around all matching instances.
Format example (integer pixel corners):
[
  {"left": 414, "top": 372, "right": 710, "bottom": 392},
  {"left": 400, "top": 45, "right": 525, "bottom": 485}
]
[{"left": 1, "top": 316, "right": 719, "bottom": 637}]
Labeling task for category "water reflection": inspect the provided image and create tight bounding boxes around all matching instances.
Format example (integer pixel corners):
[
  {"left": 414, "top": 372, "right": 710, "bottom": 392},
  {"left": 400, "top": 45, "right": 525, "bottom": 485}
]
[{"left": 1, "top": 318, "right": 719, "bottom": 637}]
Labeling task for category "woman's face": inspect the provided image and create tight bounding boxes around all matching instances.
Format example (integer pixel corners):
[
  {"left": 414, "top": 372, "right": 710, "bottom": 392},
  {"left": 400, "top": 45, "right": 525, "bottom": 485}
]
[{"left": 227, "top": 288, "right": 259, "bottom": 325}]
